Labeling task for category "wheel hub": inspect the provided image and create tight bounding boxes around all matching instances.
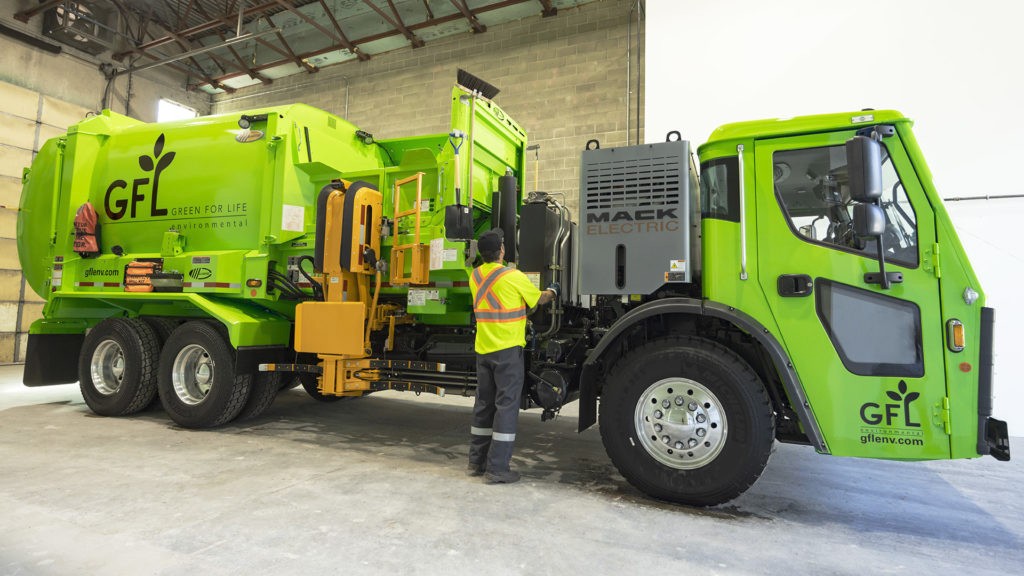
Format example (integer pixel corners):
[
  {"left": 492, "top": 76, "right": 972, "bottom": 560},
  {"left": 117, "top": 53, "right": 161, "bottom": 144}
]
[
  {"left": 172, "top": 344, "right": 215, "bottom": 406},
  {"left": 634, "top": 378, "right": 728, "bottom": 469},
  {"left": 90, "top": 340, "right": 126, "bottom": 396}
]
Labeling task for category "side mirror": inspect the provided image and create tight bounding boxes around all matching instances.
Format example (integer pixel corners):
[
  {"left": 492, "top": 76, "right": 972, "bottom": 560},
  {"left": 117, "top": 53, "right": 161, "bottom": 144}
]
[
  {"left": 846, "top": 136, "right": 882, "bottom": 202},
  {"left": 853, "top": 203, "right": 885, "bottom": 238}
]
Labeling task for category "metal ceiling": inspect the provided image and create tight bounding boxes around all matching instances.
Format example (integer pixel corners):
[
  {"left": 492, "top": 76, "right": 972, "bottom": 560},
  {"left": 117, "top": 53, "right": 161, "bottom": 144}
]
[{"left": 14, "top": 0, "right": 597, "bottom": 94}]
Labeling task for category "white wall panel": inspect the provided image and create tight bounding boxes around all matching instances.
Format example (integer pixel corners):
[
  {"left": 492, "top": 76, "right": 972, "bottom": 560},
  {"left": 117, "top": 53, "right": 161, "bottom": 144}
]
[{"left": 646, "top": 0, "right": 1023, "bottom": 433}]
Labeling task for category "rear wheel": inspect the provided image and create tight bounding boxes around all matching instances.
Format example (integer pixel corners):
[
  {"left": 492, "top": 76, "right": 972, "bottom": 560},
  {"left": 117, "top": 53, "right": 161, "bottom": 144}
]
[
  {"left": 78, "top": 318, "right": 160, "bottom": 416},
  {"left": 599, "top": 336, "right": 774, "bottom": 506},
  {"left": 158, "top": 321, "right": 252, "bottom": 428},
  {"left": 235, "top": 371, "right": 281, "bottom": 421},
  {"left": 142, "top": 317, "right": 179, "bottom": 344},
  {"left": 299, "top": 372, "right": 344, "bottom": 402},
  {"left": 140, "top": 317, "right": 180, "bottom": 411}
]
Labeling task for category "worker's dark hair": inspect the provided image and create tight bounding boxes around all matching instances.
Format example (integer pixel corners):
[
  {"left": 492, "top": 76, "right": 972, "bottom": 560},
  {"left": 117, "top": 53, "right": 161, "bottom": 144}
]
[{"left": 478, "top": 228, "right": 504, "bottom": 263}]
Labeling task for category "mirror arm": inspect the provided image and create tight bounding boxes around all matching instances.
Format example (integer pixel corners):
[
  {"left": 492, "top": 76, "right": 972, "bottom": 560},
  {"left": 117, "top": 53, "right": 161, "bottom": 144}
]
[
  {"left": 863, "top": 200, "right": 904, "bottom": 289},
  {"left": 874, "top": 217, "right": 891, "bottom": 289}
]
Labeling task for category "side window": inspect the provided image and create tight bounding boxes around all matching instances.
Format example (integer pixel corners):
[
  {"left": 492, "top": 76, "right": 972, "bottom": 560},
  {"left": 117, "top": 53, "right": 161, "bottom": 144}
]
[
  {"left": 817, "top": 280, "right": 924, "bottom": 377},
  {"left": 773, "top": 144, "right": 918, "bottom": 267},
  {"left": 699, "top": 157, "right": 739, "bottom": 222}
]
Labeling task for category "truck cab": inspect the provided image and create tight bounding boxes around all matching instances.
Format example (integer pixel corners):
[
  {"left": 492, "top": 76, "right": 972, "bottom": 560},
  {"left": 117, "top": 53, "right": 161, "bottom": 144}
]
[{"left": 695, "top": 110, "right": 1007, "bottom": 461}]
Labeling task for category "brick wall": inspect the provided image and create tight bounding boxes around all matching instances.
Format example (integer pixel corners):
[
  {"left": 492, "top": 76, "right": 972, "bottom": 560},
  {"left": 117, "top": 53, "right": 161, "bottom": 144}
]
[{"left": 213, "top": 0, "right": 645, "bottom": 217}]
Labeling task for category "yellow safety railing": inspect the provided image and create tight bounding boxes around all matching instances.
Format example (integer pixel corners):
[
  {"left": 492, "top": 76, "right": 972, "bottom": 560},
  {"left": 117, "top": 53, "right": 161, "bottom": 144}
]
[{"left": 390, "top": 172, "right": 430, "bottom": 285}]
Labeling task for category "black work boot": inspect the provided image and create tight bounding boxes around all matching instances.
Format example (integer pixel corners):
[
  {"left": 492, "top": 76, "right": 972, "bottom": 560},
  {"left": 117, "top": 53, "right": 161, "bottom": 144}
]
[
  {"left": 484, "top": 469, "right": 521, "bottom": 484},
  {"left": 467, "top": 462, "right": 486, "bottom": 477}
]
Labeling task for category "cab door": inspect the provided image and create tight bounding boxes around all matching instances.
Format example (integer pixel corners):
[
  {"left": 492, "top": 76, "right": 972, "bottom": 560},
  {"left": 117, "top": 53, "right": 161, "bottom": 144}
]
[{"left": 754, "top": 128, "right": 948, "bottom": 459}]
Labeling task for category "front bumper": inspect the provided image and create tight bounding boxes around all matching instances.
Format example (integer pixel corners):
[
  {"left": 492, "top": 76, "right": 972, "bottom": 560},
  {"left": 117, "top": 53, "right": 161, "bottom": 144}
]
[{"left": 985, "top": 417, "right": 1011, "bottom": 461}]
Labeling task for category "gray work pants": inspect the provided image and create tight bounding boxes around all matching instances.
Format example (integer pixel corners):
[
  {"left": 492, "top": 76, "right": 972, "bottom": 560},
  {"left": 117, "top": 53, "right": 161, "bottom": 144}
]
[{"left": 469, "top": 346, "right": 524, "bottom": 473}]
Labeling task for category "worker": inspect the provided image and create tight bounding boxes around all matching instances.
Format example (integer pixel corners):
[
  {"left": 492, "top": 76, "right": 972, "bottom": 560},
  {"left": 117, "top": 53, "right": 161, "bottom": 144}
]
[{"left": 468, "top": 228, "right": 558, "bottom": 484}]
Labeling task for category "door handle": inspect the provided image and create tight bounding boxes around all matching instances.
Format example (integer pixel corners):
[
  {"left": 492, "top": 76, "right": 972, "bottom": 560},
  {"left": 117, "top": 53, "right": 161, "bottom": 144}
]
[{"left": 777, "top": 274, "right": 813, "bottom": 297}]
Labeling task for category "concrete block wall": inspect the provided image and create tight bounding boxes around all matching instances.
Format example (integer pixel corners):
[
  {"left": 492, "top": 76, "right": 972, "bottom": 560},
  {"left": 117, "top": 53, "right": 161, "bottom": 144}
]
[{"left": 213, "top": 0, "right": 645, "bottom": 217}]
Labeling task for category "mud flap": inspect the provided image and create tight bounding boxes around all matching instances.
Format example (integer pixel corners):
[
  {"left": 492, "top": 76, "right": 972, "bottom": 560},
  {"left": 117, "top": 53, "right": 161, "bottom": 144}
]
[{"left": 24, "top": 333, "right": 84, "bottom": 386}]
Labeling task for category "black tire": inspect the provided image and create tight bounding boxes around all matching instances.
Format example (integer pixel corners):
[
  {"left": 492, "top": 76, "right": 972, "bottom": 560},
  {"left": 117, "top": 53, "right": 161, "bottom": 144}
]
[
  {"left": 279, "top": 375, "right": 301, "bottom": 391},
  {"left": 142, "top": 317, "right": 179, "bottom": 344},
  {"left": 157, "top": 321, "right": 252, "bottom": 428},
  {"left": 235, "top": 371, "right": 280, "bottom": 421},
  {"left": 140, "top": 317, "right": 180, "bottom": 411},
  {"left": 78, "top": 318, "right": 160, "bottom": 416},
  {"left": 299, "top": 372, "right": 344, "bottom": 402},
  {"left": 599, "top": 336, "right": 774, "bottom": 506}
]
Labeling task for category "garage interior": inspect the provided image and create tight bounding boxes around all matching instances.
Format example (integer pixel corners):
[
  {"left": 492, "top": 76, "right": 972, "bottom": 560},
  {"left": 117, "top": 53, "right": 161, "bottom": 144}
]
[{"left": 1, "top": 0, "right": 1021, "bottom": 574}]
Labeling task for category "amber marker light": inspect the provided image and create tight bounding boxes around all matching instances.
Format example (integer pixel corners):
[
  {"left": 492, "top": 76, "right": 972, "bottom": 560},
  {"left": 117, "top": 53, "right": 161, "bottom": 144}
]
[{"left": 946, "top": 319, "right": 965, "bottom": 352}]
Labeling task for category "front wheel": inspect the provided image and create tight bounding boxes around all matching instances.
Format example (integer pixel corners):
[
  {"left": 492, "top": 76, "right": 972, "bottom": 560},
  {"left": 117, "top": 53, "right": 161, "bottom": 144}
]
[
  {"left": 157, "top": 321, "right": 252, "bottom": 428},
  {"left": 599, "top": 336, "right": 774, "bottom": 506}
]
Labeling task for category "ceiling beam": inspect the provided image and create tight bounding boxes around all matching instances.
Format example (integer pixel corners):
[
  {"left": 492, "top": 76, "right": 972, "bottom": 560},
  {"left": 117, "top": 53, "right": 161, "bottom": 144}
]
[
  {"left": 180, "top": 0, "right": 197, "bottom": 27},
  {"left": 132, "top": 28, "right": 236, "bottom": 93},
  {"left": 362, "top": 0, "right": 425, "bottom": 48},
  {"left": 13, "top": 0, "right": 63, "bottom": 23},
  {"left": 113, "top": 1, "right": 278, "bottom": 60},
  {"left": 449, "top": 0, "right": 486, "bottom": 33},
  {"left": 262, "top": 14, "right": 318, "bottom": 73},
  {"left": 188, "top": 0, "right": 273, "bottom": 84},
  {"left": 197, "top": 0, "right": 541, "bottom": 90},
  {"left": 274, "top": 0, "right": 369, "bottom": 60},
  {"left": 317, "top": 0, "right": 370, "bottom": 61}
]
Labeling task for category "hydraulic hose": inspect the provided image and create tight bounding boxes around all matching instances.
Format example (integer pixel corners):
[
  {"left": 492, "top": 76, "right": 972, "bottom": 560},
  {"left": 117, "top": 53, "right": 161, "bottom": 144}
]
[{"left": 540, "top": 198, "right": 569, "bottom": 338}]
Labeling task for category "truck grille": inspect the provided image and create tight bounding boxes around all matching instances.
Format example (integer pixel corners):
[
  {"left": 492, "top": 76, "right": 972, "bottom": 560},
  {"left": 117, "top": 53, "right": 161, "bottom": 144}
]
[{"left": 584, "top": 153, "right": 682, "bottom": 210}]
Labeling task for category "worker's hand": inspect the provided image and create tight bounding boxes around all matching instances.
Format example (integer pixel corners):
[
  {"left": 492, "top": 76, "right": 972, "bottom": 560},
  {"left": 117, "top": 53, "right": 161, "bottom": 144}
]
[{"left": 546, "top": 282, "right": 561, "bottom": 298}]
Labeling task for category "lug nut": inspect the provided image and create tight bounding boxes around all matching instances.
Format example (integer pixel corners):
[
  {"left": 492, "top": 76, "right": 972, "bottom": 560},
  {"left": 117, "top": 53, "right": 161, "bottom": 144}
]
[
  {"left": 662, "top": 436, "right": 671, "bottom": 445},
  {"left": 688, "top": 438, "right": 699, "bottom": 448},
  {"left": 654, "top": 410, "right": 663, "bottom": 419},
  {"left": 688, "top": 401, "right": 698, "bottom": 411},
  {"left": 696, "top": 413, "right": 707, "bottom": 423},
  {"left": 674, "top": 441, "right": 684, "bottom": 450},
  {"left": 674, "top": 396, "right": 685, "bottom": 406},
  {"left": 696, "top": 428, "right": 706, "bottom": 437},
  {"left": 662, "top": 400, "right": 671, "bottom": 409},
  {"left": 654, "top": 424, "right": 663, "bottom": 432}
]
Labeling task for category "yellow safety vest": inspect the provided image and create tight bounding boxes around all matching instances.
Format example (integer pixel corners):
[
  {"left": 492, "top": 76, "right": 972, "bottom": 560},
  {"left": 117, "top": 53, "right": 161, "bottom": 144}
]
[{"left": 469, "top": 262, "right": 542, "bottom": 354}]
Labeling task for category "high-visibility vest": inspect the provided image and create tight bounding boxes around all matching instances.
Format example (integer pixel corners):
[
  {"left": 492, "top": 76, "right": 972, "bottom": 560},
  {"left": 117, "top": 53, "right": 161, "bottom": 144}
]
[{"left": 469, "top": 262, "right": 542, "bottom": 354}]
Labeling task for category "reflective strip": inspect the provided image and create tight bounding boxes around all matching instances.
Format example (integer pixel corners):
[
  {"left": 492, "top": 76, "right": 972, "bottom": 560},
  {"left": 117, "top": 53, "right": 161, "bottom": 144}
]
[
  {"left": 484, "top": 292, "right": 501, "bottom": 309},
  {"left": 471, "top": 268, "right": 502, "bottom": 308},
  {"left": 473, "top": 267, "right": 512, "bottom": 309},
  {"left": 470, "top": 426, "right": 493, "bottom": 436},
  {"left": 475, "top": 307, "right": 527, "bottom": 322},
  {"left": 492, "top": 432, "right": 516, "bottom": 442}
]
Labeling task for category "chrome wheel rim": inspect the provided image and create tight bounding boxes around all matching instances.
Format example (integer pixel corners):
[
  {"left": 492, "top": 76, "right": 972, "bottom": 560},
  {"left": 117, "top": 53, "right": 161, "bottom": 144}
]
[
  {"left": 172, "top": 344, "right": 214, "bottom": 405},
  {"left": 634, "top": 377, "right": 728, "bottom": 469},
  {"left": 90, "top": 340, "right": 126, "bottom": 396}
]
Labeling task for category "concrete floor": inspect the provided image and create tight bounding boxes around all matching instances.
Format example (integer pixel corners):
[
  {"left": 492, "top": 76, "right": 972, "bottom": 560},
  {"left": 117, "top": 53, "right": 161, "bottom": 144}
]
[{"left": 0, "top": 364, "right": 1021, "bottom": 576}]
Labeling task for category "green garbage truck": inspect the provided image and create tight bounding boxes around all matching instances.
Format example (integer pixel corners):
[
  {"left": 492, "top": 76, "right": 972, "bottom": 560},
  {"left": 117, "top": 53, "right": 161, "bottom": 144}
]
[{"left": 18, "top": 73, "right": 1009, "bottom": 506}]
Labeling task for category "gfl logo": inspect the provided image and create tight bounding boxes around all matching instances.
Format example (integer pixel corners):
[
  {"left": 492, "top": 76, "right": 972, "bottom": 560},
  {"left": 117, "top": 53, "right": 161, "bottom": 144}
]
[
  {"left": 104, "top": 134, "right": 175, "bottom": 220},
  {"left": 860, "top": 380, "right": 921, "bottom": 428}
]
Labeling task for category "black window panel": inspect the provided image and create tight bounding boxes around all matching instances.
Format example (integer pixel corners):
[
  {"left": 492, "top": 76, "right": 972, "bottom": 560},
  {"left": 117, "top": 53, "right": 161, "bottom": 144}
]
[
  {"left": 816, "top": 279, "right": 924, "bottom": 378},
  {"left": 699, "top": 157, "right": 739, "bottom": 222}
]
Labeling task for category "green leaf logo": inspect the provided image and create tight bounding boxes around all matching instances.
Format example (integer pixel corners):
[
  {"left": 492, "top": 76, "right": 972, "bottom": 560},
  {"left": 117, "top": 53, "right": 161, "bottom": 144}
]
[{"left": 138, "top": 134, "right": 170, "bottom": 173}]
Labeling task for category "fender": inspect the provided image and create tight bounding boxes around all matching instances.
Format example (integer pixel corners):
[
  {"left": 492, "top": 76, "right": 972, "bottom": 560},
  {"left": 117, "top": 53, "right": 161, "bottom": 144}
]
[{"left": 577, "top": 297, "right": 828, "bottom": 454}]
